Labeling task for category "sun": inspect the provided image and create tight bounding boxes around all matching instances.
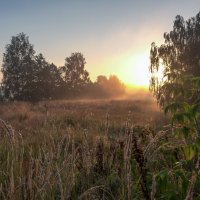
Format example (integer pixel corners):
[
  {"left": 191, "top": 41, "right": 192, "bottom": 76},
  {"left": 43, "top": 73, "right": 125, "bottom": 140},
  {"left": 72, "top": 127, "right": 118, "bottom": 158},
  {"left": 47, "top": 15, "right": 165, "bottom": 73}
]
[
  {"left": 118, "top": 50, "right": 150, "bottom": 88},
  {"left": 131, "top": 51, "right": 150, "bottom": 87},
  {"left": 90, "top": 49, "right": 164, "bottom": 89},
  {"left": 118, "top": 50, "right": 164, "bottom": 89}
]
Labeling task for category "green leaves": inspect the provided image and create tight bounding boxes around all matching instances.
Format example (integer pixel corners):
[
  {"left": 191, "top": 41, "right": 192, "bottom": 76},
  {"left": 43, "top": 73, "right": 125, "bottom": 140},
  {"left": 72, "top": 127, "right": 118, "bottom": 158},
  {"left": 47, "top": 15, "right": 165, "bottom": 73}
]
[
  {"left": 171, "top": 113, "right": 186, "bottom": 124},
  {"left": 164, "top": 100, "right": 200, "bottom": 128},
  {"left": 155, "top": 168, "right": 189, "bottom": 199},
  {"left": 190, "top": 103, "right": 200, "bottom": 116},
  {"left": 165, "top": 102, "right": 184, "bottom": 115},
  {"left": 173, "top": 126, "right": 191, "bottom": 139},
  {"left": 158, "top": 73, "right": 200, "bottom": 198},
  {"left": 183, "top": 145, "right": 196, "bottom": 160}
]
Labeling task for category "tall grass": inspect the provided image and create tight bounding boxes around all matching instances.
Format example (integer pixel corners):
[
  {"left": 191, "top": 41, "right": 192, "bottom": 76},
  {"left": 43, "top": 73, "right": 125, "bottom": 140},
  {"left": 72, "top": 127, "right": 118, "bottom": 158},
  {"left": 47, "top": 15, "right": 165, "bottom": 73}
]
[
  {"left": 0, "top": 116, "right": 166, "bottom": 199},
  {"left": 2, "top": 100, "right": 191, "bottom": 199}
]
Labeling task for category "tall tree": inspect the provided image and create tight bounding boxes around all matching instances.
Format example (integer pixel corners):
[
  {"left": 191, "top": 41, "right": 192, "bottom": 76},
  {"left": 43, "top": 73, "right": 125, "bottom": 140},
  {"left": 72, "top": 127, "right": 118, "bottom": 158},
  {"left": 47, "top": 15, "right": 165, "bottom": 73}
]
[
  {"left": 34, "top": 54, "right": 64, "bottom": 100},
  {"left": 1, "top": 33, "right": 65, "bottom": 101},
  {"left": 1, "top": 33, "right": 35, "bottom": 100},
  {"left": 150, "top": 12, "right": 200, "bottom": 107},
  {"left": 61, "top": 52, "right": 90, "bottom": 96},
  {"left": 28, "top": 54, "right": 63, "bottom": 101}
]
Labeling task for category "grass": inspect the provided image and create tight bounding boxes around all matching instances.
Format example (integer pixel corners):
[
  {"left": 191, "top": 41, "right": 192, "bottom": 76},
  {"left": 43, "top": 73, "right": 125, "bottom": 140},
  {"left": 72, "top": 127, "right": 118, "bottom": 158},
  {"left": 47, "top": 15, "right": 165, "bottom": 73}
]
[
  {"left": 0, "top": 98, "right": 167, "bottom": 135},
  {"left": 0, "top": 98, "right": 173, "bottom": 199}
]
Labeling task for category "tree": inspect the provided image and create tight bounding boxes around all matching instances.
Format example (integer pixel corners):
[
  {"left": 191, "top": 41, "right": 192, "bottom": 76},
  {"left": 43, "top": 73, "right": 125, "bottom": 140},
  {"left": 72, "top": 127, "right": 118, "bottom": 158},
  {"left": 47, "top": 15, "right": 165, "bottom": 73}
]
[
  {"left": 97, "top": 75, "right": 108, "bottom": 86},
  {"left": 60, "top": 52, "right": 91, "bottom": 96},
  {"left": 95, "top": 75, "right": 125, "bottom": 98},
  {"left": 32, "top": 54, "right": 64, "bottom": 101},
  {"left": 1, "top": 33, "right": 65, "bottom": 101},
  {"left": 47, "top": 63, "right": 65, "bottom": 99},
  {"left": 107, "top": 75, "right": 125, "bottom": 96},
  {"left": 150, "top": 12, "right": 200, "bottom": 108},
  {"left": 149, "top": 13, "right": 200, "bottom": 197},
  {"left": 1, "top": 33, "right": 36, "bottom": 100}
]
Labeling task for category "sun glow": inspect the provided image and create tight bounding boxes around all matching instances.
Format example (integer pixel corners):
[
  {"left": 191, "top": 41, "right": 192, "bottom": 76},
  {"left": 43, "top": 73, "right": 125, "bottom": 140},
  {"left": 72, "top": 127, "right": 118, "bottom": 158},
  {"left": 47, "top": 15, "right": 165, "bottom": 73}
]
[
  {"left": 119, "top": 50, "right": 165, "bottom": 89},
  {"left": 90, "top": 49, "right": 164, "bottom": 89},
  {"left": 117, "top": 50, "right": 151, "bottom": 88}
]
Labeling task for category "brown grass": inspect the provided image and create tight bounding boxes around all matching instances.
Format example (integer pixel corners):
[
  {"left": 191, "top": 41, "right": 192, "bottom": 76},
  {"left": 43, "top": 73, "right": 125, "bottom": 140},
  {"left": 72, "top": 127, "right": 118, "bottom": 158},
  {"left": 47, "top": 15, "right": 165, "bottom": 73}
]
[
  {"left": 0, "top": 98, "right": 172, "bottom": 199},
  {"left": 0, "top": 99, "right": 167, "bottom": 136}
]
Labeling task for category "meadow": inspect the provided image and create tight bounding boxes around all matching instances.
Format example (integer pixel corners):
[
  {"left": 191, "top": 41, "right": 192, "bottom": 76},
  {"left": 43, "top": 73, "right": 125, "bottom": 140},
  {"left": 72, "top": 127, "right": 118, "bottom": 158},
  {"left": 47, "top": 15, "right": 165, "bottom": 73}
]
[
  {"left": 0, "top": 96, "right": 167, "bottom": 138},
  {"left": 0, "top": 96, "right": 174, "bottom": 200}
]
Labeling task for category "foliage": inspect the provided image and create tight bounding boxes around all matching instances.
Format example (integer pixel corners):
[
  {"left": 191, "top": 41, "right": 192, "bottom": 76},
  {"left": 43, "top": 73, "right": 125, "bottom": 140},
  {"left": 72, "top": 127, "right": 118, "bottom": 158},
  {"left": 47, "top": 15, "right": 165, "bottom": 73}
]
[
  {"left": 33, "top": 54, "right": 64, "bottom": 100},
  {"left": 96, "top": 75, "right": 126, "bottom": 97},
  {"left": 150, "top": 12, "right": 200, "bottom": 107},
  {"left": 149, "top": 10, "right": 200, "bottom": 199},
  {"left": 81, "top": 75, "right": 126, "bottom": 99},
  {"left": 2, "top": 33, "right": 36, "bottom": 100},
  {"left": 60, "top": 53, "right": 91, "bottom": 97},
  {"left": 161, "top": 76, "right": 200, "bottom": 199},
  {"left": 1, "top": 33, "right": 64, "bottom": 101},
  {"left": 1, "top": 35, "right": 125, "bottom": 101}
]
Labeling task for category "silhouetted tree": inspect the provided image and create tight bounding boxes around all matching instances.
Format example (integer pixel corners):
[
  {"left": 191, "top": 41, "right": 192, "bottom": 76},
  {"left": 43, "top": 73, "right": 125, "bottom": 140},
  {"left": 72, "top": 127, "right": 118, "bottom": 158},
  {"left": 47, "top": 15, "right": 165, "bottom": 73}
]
[
  {"left": 33, "top": 54, "right": 64, "bottom": 100},
  {"left": 1, "top": 33, "right": 64, "bottom": 101},
  {"left": 2, "top": 33, "right": 36, "bottom": 100},
  {"left": 108, "top": 75, "right": 125, "bottom": 95},
  {"left": 1, "top": 33, "right": 125, "bottom": 101},
  {"left": 48, "top": 63, "right": 65, "bottom": 99},
  {"left": 60, "top": 52, "right": 90, "bottom": 97},
  {"left": 89, "top": 75, "right": 125, "bottom": 98},
  {"left": 97, "top": 75, "right": 108, "bottom": 86},
  {"left": 150, "top": 11, "right": 200, "bottom": 107}
]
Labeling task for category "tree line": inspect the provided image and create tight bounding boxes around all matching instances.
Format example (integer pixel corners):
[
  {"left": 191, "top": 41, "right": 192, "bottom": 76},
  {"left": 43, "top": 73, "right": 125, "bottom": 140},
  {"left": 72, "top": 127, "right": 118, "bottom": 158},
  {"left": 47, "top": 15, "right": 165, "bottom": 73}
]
[{"left": 0, "top": 33, "right": 125, "bottom": 101}]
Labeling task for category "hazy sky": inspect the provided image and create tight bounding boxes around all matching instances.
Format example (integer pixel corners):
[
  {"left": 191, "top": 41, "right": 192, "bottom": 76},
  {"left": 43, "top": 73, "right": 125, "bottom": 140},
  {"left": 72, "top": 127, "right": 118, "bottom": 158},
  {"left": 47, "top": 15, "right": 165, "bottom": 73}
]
[{"left": 0, "top": 0, "right": 199, "bottom": 87}]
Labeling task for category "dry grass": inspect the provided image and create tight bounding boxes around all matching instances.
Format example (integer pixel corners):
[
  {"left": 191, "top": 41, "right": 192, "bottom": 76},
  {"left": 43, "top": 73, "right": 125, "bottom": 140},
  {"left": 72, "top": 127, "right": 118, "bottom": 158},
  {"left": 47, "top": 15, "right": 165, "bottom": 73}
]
[
  {"left": 0, "top": 99, "right": 167, "bottom": 136},
  {"left": 0, "top": 98, "right": 173, "bottom": 199}
]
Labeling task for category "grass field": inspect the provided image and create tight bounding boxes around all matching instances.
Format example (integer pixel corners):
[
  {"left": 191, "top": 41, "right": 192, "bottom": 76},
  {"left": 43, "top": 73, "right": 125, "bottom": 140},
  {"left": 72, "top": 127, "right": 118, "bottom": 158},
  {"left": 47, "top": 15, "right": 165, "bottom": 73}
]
[
  {"left": 0, "top": 97, "right": 167, "bottom": 137},
  {"left": 0, "top": 97, "right": 173, "bottom": 199}
]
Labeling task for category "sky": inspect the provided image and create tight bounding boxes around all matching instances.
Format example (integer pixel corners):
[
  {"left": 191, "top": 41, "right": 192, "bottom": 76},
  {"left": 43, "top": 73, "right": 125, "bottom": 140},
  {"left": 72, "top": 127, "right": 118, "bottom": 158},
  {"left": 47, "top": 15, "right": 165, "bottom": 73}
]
[{"left": 0, "top": 0, "right": 199, "bottom": 88}]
